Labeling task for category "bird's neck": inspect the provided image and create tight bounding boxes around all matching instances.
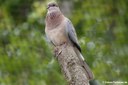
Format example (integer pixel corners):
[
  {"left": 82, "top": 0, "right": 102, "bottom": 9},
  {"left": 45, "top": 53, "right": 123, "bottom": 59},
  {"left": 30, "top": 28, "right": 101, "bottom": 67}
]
[{"left": 46, "top": 11, "right": 64, "bottom": 29}]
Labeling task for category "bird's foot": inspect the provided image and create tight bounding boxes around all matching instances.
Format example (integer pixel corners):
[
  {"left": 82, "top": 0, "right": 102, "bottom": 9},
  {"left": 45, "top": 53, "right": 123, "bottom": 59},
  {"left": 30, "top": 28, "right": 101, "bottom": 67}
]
[
  {"left": 60, "top": 42, "right": 67, "bottom": 48},
  {"left": 54, "top": 47, "right": 62, "bottom": 58},
  {"left": 54, "top": 42, "right": 67, "bottom": 58}
]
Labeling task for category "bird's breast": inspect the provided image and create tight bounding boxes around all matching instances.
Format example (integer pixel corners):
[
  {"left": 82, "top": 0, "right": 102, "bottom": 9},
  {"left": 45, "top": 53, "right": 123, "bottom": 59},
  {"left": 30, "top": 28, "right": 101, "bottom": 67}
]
[{"left": 47, "top": 25, "right": 68, "bottom": 46}]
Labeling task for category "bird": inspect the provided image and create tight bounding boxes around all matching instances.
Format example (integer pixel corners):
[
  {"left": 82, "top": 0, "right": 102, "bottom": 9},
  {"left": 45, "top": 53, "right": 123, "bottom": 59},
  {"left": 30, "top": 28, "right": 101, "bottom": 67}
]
[{"left": 45, "top": 1, "right": 93, "bottom": 80}]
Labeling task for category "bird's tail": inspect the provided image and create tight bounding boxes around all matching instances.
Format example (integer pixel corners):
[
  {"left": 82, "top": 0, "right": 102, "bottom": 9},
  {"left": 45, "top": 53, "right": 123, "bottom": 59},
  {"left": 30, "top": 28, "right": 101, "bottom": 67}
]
[
  {"left": 79, "top": 53, "right": 94, "bottom": 80},
  {"left": 74, "top": 47, "right": 94, "bottom": 80}
]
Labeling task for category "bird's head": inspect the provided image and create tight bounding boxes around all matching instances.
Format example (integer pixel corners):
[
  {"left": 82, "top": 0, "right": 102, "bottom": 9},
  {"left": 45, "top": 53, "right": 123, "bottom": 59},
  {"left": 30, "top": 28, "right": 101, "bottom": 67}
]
[
  {"left": 47, "top": 2, "right": 60, "bottom": 14},
  {"left": 45, "top": 1, "right": 64, "bottom": 28}
]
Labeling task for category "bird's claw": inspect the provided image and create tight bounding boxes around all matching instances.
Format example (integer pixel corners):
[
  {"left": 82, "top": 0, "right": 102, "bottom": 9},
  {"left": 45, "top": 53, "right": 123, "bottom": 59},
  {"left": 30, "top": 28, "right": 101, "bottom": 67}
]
[
  {"left": 54, "top": 47, "right": 62, "bottom": 58},
  {"left": 54, "top": 42, "right": 67, "bottom": 58}
]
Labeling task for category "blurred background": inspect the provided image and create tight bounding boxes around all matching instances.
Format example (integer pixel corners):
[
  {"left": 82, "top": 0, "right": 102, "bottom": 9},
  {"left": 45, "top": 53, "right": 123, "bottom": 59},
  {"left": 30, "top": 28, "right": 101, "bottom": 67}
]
[{"left": 0, "top": 0, "right": 128, "bottom": 85}]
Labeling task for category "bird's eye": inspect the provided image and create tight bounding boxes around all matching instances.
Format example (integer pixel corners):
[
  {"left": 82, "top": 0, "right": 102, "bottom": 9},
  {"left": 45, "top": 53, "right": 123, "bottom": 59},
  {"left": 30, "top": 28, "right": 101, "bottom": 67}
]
[{"left": 52, "top": 4, "right": 56, "bottom": 6}]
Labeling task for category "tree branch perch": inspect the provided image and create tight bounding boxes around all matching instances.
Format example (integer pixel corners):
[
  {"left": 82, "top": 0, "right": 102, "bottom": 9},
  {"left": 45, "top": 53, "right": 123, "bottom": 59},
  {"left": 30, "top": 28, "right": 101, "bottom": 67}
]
[{"left": 54, "top": 44, "right": 90, "bottom": 85}]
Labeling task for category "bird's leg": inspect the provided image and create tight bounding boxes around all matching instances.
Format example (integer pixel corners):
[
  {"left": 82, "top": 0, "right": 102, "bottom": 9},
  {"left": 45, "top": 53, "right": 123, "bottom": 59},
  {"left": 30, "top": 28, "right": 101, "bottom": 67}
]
[
  {"left": 54, "top": 42, "right": 68, "bottom": 57},
  {"left": 54, "top": 46, "right": 62, "bottom": 58},
  {"left": 54, "top": 42, "right": 67, "bottom": 58}
]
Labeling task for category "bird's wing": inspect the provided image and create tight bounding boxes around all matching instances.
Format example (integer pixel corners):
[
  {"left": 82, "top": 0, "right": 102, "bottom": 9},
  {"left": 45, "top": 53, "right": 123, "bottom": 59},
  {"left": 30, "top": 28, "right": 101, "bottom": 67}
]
[
  {"left": 65, "top": 18, "right": 81, "bottom": 52},
  {"left": 65, "top": 19, "right": 94, "bottom": 80}
]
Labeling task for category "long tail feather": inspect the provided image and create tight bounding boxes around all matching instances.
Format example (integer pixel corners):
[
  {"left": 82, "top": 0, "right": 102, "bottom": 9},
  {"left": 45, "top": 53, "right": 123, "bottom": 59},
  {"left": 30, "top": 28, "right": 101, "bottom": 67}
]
[{"left": 79, "top": 52, "right": 94, "bottom": 80}]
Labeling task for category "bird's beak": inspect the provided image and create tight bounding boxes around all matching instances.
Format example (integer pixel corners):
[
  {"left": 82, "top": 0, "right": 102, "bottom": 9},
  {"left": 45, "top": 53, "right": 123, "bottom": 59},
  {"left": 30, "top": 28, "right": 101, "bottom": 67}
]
[
  {"left": 47, "top": 5, "right": 53, "bottom": 9},
  {"left": 47, "top": 6, "right": 50, "bottom": 9}
]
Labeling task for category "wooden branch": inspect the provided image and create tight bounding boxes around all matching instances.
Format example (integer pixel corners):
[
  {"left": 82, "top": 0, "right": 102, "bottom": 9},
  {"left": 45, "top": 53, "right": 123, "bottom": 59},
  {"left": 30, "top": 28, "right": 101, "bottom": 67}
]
[{"left": 54, "top": 44, "right": 90, "bottom": 85}]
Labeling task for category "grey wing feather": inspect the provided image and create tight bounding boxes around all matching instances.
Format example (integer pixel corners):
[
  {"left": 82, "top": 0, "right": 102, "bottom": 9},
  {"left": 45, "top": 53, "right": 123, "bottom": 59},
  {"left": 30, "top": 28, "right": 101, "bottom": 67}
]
[
  {"left": 45, "top": 35, "right": 51, "bottom": 42},
  {"left": 66, "top": 19, "right": 94, "bottom": 80},
  {"left": 66, "top": 19, "right": 81, "bottom": 52}
]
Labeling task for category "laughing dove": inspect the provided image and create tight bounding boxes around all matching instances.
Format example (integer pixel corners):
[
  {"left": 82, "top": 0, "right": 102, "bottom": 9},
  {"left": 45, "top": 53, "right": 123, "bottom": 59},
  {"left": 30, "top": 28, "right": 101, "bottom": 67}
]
[{"left": 45, "top": 2, "right": 93, "bottom": 80}]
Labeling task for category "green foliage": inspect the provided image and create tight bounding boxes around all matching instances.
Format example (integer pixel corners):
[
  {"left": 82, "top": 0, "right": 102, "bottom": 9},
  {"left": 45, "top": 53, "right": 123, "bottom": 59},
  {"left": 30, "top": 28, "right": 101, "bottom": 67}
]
[{"left": 0, "top": 0, "right": 128, "bottom": 85}]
